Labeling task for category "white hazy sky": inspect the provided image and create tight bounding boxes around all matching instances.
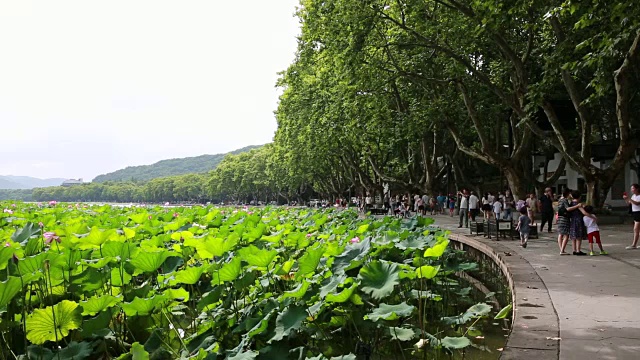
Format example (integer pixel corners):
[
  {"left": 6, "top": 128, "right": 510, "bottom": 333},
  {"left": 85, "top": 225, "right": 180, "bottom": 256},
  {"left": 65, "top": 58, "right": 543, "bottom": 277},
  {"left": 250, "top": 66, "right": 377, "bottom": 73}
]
[{"left": 0, "top": 0, "right": 300, "bottom": 181}]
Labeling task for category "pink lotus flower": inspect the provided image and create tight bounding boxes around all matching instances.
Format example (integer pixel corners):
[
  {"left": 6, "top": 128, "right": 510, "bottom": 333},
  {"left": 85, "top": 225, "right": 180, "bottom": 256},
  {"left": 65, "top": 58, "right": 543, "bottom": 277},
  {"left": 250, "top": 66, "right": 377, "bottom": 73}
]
[
  {"left": 37, "top": 202, "right": 43, "bottom": 207},
  {"left": 10, "top": 204, "right": 16, "bottom": 208},
  {"left": 248, "top": 211, "right": 254, "bottom": 215},
  {"left": 43, "top": 232, "right": 60, "bottom": 244},
  {"left": 4, "top": 242, "right": 10, "bottom": 247},
  {"left": 68, "top": 205, "right": 73, "bottom": 208},
  {"left": 49, "top": 201, "right": 57, "bottom": 206},
  {"left": 173, "top": 212, "right": 179, "bottom": 218},
  {"left": 148, "top": 215, "right": 152, "bottom": 220},
  {"left": 3, "top": 209, "right": 13, "bottom": 214},
  {"left": 38, "top": 222, "right": 44, "bottom": 228},
  {"left": 350, "top": 237, "right": 360, "bottom": 244},
  {"left": 164, "top": 202, "right": 170, "bottom": 206},
  {"left": 306, "top": 233, "right": 312, "bottom": 238}
]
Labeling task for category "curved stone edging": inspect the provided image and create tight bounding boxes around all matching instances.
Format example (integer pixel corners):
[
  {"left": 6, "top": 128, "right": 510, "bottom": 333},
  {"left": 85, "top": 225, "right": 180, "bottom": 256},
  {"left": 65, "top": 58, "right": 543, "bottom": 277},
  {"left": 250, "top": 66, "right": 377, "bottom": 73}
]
[{"left": 448, "top": 234, "right": 560, "bottom": 360}]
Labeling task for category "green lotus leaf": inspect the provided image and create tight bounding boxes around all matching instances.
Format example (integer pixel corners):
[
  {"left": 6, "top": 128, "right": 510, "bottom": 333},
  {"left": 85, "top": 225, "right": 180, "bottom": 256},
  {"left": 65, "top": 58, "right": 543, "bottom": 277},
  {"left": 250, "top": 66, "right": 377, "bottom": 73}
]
[
  {"left": 168, "top": 265, "right": 207, "bottom": 285},
  {"left": 415, "top": 265, "right": 440, "bottom": 279},
  {"left": 211, "top": 256, "right": 242, "bottom": 285},
  {"left": 332, "top": 238, "right": 371, "bottom": 274},
  {"left": 466, "top": 303, "right": 492, "bottom": 317},
  {"left": 282, "top": 280, "right": 310, "bottom": 300},
  {"left": 70, "top": 267, "right": 104, "bottom": 293},
  {"left": 110, "top": 267, "right": 132, "bottom": 286},
  {"left": 326, "top": 281, "right": 357, "bottom": 303},
  {"left": 396, "top": 235, "right": 434, "bottom": 250},
  {"left": 80, "top": 295, "right": 122, "bottom": 316},
  {"left": 495, "top": 303, "right": 512, "bottom": 320},
  {"left": 26, "top": 300, "right": 82, "bottom": 345},
  {"left": 320, "top": 275, "right": 347, "bottom": 298},
  {"left": 131, "top": 342, "right": 150, "bottom": 360},
  {"left": 269, "top": 305, "right": 307, "bottom": 343},
  {"left": 184, "top": 234, "right": 237, "bottom": 259},
  {"left": 387, "top": 327, "right": 416, "bottom": 341},
  {"left": 82, "top": 256, "right": 115, "bottom": 269},
  {"left": 0, "top": 246, "right": 17, "bottom": 271},
  {"left": 442, "top": 303, "right": 493, "bottom": 325},
  {"left": 82, "top": 227, "right": 118, "bottom": 248},
  {"left": 130, "top": 213, "right": 150, "bottom": 224},
  {"left": 56, "top": 341, "right": 93, "bottom": 360},
  {"left": 121, "top": 295, "right": 169, "bottom": 316},
  {"left": 364, "top": 302, "right": 415, "bottom": 322},
  {"left": 123, "top": 227, "right": 136, "bottom": 239},
  {"left": 101, "top": 241, "right": 139, "bottom": 260},
  {"left": 163, "top": 287, "right": 190, "bottom": 302},
  {"left": 440, "top": 336, "right": 471, "bottom": 349},
  {"left": 170, "top": 231, "right": 194, "bottom": 241},
  {"left": 129, "top": 250, "right": 179, "bottom": 273},
  {"left": 228, "top": 350, "right": 259, "bottom": 360},
  {"left": 243, "top": 223, "right": 266, "bottom": 242},
  {"left": 358, "top": 261, "right": 399, "bottom": 300},
  {"left": 246, "top": 310, "right": 275, "bottom": 339},
  {"left": 423, "top": 239, "right": 449, "bottom": 258},
  {"left": 296, "top": 244, "right": 325, "bottom": 279},
  {"left": 0, "top": 276, "right": 23, "bottom": 311},
  {"left": 11, "top": 222, "right": 42, "bottom": 244},
  {"left": 356, "top": 224, "right": 369, "bottom": 234},
  {"left": 237, "top": 245, "right": 277, "bottom": 268}
]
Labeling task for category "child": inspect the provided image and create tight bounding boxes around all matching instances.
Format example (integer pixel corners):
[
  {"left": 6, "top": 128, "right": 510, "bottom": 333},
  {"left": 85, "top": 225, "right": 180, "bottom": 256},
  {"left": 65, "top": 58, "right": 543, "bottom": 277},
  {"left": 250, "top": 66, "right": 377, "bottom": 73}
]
[
  {"left": 448, "top": 195, "right": 455, "bottom": 217},
  {"left": 579, "top": 205, "right": 607, "bottom": 256},
  {"left": 515, "top": 207, "right": 530, "bottom": 248},
  {"left": 492, "top": 198, "right": 503, "bottom": 220}
]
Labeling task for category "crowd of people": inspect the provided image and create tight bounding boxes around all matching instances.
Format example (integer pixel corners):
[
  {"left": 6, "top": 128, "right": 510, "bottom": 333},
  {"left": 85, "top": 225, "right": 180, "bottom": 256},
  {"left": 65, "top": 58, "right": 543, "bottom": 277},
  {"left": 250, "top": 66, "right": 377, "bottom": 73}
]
[{"left": 377, "top": 183, "right": 640, "bottom": 257}]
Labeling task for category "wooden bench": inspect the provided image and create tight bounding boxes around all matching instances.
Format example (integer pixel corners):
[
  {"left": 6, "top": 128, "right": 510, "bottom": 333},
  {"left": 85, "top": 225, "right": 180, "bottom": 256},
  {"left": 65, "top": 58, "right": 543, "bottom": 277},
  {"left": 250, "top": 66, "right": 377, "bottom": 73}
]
[
  {"left": 369, "top": 208, "right": 388, "bottom": 216},
  {"left": 486, "top": 219, "right": 515, "bottom": 240},
  {"left": 470, "top": 221, "right": 484, "bottom": 236}
]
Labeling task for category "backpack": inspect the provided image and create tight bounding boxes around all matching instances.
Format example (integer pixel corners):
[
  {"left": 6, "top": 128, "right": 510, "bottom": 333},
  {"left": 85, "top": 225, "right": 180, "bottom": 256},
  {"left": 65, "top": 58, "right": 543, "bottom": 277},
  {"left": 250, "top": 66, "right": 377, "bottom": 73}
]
[{"left": 558, "top": 200, "right": 571, "bottom": 217}]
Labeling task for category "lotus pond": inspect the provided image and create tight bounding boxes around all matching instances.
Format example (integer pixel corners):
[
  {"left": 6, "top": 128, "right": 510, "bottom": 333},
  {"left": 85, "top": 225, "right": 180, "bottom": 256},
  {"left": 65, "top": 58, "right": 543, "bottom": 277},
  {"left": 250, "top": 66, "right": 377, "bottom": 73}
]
[{"left": 0, "top": 203, "right": 510, "bottom": 359}]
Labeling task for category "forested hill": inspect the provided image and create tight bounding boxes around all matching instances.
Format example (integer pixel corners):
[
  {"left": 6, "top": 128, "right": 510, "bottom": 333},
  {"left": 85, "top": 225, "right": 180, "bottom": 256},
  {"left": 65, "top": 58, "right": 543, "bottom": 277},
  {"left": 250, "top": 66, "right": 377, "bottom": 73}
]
[{"left": 92, "top": 145, "right": 263, "bottom": 183}]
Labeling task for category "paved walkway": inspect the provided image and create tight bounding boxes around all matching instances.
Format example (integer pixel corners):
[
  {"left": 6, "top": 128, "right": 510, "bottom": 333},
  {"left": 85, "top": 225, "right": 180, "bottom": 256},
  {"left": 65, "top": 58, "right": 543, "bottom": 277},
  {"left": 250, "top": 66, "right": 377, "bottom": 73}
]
[{"left": 431, "top": 213, "right": 640, "bottom": 360}]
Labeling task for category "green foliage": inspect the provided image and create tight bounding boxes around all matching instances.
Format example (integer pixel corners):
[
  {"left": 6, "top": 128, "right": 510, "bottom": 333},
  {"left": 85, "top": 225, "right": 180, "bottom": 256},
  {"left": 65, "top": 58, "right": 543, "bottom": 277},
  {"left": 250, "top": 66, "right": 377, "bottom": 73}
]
[{"left": 0, "top": 201, "right": 501, "bottom": 359}]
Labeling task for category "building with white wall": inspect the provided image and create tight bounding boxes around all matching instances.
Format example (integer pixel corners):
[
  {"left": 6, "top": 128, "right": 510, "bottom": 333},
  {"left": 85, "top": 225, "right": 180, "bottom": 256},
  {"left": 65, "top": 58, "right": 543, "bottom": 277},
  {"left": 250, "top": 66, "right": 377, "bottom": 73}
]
[{"left": 534, "top": 152, "right": 639, "bottom": 208}]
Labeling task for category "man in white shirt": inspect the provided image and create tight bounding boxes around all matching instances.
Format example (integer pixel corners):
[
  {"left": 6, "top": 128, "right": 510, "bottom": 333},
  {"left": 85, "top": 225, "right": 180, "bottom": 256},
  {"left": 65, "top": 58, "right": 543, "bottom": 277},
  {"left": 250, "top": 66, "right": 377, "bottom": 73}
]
[
  {"left": 458, "top": 189, "right": 469, "bottom": 228},
  {"left": 493, "top": 199, "right": 503, "bottom": 220},
  {"left": 468, "top": 191, "right": 480, "bottom": 222}
]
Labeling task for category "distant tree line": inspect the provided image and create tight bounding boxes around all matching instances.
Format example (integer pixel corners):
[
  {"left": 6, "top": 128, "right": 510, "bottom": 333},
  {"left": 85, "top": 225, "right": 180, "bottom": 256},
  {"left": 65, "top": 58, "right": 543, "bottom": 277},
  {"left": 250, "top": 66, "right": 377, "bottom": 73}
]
[{"left": 92, "top": 145, "right": 262, "bottom": 183}]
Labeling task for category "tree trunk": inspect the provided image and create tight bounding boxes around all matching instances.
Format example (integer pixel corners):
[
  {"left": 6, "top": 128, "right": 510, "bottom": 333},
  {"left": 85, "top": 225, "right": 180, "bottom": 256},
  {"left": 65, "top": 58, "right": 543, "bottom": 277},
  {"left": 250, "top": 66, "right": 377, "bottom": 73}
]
[{"left": 503, "top": 166, "right": 527, "bottom": 201}]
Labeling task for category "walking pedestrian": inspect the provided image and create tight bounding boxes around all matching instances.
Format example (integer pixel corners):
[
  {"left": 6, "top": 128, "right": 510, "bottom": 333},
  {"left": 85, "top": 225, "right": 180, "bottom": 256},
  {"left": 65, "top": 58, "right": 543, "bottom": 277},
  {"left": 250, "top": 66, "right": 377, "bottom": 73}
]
[
  {"left": 623, "top": 183, "right": 640, "bottom": 249},
  {"left": 503, "top": 190, "right": 514, "bottom": 220},
  {"left": 448, "top": 195, "right": 455, "bottom": 217},
  {"left": 458, "top": 190, "right": 469, "bottom": 228},
  {"left": 568, "top": 190, "right": 586, "bottom": 256},
  {"left": 526, "top": 193, "right": 538, "bottom": 225},
  {"left": 492, "top": 198, "right": 503, "bottom": 220},
  {"left": 469, "top": 191, "right": 480, "bottom": 222},
  {"left": 482, "top": 193, "right": 492, "bottom": 219},
  {"left": 538, "top": 188, "right": 554, "bottom": 233},
  {"left": 557, "top": 189, "right": 571, "bottom": 255},
  {"left": 516, "top": 207, "right": 530, "bottom": 248}
]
